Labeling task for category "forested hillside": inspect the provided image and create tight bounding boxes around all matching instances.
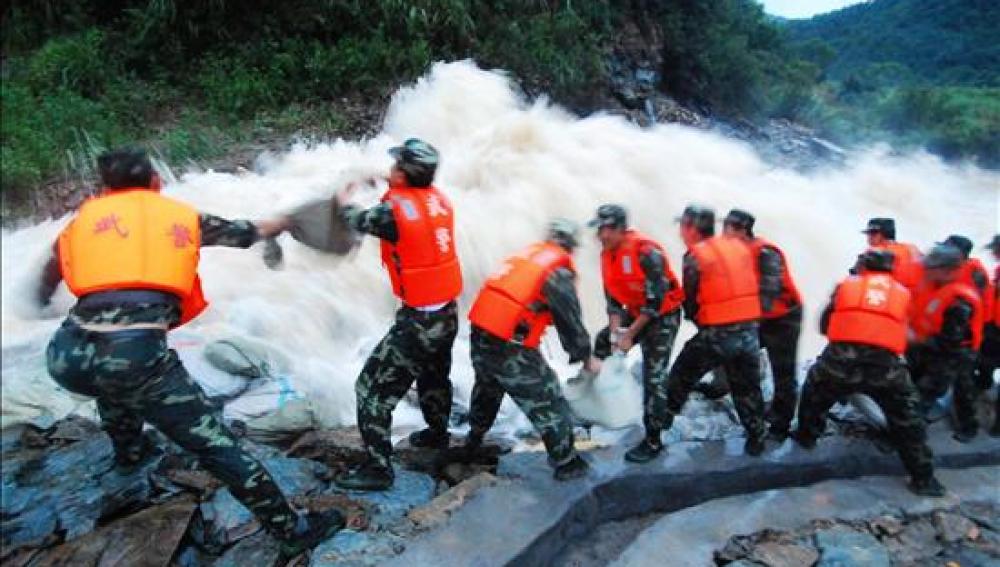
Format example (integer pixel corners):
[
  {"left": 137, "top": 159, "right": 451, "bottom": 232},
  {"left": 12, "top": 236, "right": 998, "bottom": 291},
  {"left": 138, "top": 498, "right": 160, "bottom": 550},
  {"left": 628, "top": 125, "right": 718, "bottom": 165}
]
[
  {"left": 783, "top": 0, "right": 999, "bottom": 163},
  {"left": 2, "top": 0, "right": 996, "bottom": 211}
]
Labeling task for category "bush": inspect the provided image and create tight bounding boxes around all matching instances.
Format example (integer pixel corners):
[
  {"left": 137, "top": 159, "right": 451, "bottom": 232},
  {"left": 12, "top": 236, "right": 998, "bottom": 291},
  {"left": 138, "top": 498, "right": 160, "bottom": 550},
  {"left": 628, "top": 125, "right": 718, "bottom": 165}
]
[{"left": 24, "top": 29, "right": 114, "bottom": 97}]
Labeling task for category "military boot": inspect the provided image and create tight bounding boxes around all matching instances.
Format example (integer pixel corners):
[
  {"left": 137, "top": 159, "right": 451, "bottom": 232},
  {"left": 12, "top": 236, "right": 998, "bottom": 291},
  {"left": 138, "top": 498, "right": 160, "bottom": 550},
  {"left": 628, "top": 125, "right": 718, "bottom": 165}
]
[
  {"left": 744, "top": 431, "right": 767, "bottom": 456},
  {"left": 952, "top": 428, "right": 978, "bottom": 444},
  {"left": 334, "top": 462, "right": 394, "bottom": 491},
  {"left": 408, "top": 427, "right": 450, "bottom": 449},
  {"left": 790, "top": 429, "right": 817, "bottom": 450},
  {"left": 278, "top": 508, "right": 345, "bottom": 558},
  {"left": 908, "top": 475, "right": 946, "bottom": 497},
  {"left": 553, "top": 455, "right": 590, "bottom": 481},
  {"left": 766, "top": 425, "right": 789, "bottom": 443},
  {"left": 624, "top": 437, "right": 663, "bottom": 463}
]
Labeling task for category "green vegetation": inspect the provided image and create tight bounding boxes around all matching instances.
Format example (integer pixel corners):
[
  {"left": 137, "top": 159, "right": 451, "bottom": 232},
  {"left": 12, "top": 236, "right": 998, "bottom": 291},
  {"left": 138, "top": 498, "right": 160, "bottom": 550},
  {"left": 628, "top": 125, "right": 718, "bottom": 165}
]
[
  {"left": 2, "top": 0, "right": 997, "bottom": 205},
  {"left": 650, "top": 0, "right": 999, "bottom": 167},
  {"left": 782, "top": 0, "right": 1000, "bottom": 166},
  {"left": 2, "top": 0, "right": 612, "bottom": 200}
]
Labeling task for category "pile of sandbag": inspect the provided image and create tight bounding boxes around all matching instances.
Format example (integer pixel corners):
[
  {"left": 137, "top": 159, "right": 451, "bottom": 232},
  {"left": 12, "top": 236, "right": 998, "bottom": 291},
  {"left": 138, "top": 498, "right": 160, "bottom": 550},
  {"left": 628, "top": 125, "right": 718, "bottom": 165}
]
[{"left": 200, "top": 337, "right": 321, "bottom": 444}]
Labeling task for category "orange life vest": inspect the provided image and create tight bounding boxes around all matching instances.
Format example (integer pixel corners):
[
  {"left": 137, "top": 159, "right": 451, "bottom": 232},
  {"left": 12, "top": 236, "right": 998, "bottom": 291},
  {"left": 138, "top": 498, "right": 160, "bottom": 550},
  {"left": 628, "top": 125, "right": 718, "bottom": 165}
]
[
  {"left": 958, "top": 257, "right": 994, "bottom": 327},
  {"left": 57, "top": 188, "right": 207, "bottom": 326},
  {"left": 826, "top": 273, "right": 910, "bottom": 355},
  {"left": 600, "top": 230, "right": 683, "bottom": 318},
  {"left": 690, "top": 235, "right": 762, "bottom": 326},
  {"left": 870, "top": 241, "right": 923, "bottom": 290},
  {"left": 911, "top": 281, "right": 984, "bottom": 350},
  {"left": 379, "top": 184, "right": 463, "bottom": 308},
  {"left": 468, "top": 241, "right": 574, "bottom": 348},
  {"left": 749, "top": 237, "right": 802, "bottom": 319}
]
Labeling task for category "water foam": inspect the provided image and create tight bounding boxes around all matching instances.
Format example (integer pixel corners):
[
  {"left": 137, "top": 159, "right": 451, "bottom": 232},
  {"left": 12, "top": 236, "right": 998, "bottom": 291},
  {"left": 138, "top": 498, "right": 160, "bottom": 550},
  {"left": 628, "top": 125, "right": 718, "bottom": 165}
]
[{"left": 3, "top": 60, "right": 997, "bottom": 432}]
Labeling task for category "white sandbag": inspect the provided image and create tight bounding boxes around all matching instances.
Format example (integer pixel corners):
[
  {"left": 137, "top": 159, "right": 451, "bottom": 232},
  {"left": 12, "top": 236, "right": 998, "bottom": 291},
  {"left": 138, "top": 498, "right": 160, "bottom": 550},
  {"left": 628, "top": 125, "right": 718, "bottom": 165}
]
[
  {"left": 201, "top": 337, "right": 317, "bottom": 441},
  {"left": 563, "top": 354, "right": 642, "bottom": 430},
  {"left": 203, "top": 337, "right": 291, "bottom": 379}
]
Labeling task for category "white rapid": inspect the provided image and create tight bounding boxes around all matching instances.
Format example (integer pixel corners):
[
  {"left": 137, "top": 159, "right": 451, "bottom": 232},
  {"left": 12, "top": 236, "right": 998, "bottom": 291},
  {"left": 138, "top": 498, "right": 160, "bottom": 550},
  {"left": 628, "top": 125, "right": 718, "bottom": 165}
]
[{"left": 2, "top": 60, "right": 998, "bottom": 434}]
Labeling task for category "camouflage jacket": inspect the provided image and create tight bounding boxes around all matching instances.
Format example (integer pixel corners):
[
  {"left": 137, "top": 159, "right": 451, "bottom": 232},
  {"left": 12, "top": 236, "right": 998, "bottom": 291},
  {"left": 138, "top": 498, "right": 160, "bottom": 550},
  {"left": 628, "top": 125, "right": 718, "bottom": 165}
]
[
  {"left": 604, "top": 244, "right": 673, "bottom": 319},
  {"left": 544, "top": 267, "right": 592, "bottom": 363},
  {"left": 340, "top": 203, "right": 398, "bottom": 243},
  {"left": 757, "top": 244, "right": 784, "bottom": 313},
  {"left": 38, "top": 214, "right": 260, "bottom": 326}
]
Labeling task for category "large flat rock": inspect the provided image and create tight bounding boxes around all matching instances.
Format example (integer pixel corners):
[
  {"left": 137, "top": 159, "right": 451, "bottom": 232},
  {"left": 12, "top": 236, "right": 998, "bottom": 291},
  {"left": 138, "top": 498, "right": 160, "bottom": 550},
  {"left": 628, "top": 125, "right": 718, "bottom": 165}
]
[
  {"left": 385, "top": 423, "right": 1000, "bottom": 567},
  {"left": 613, "top": 466, "right": 1000, "bottom": 566}
]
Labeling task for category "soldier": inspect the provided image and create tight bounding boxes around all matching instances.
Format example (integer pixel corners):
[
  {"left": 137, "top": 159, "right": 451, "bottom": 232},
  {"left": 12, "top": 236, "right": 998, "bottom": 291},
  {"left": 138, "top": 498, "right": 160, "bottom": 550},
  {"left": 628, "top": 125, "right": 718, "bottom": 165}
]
[
  {"left": 908, "top": 244, "right": 985, "bottom": 442},
  {"left": 792, "top": 250, "right": 944, "bottom": 497},
  {"left": 662, "top": 205, "right": 768, "bottom": 457},
  {"left": 335, "top": 139, "right": 462, "bottom": 491},
  {"left": 858, "top": 217, "right": 923, "bottom": 291},
  {"left": 942, "top": 235, "right": 993, "bottom": 306},
  {"left": 38, "top": 148, "right": 343, "bottom": 556},
  {"left": 980, "top": 235, "right": 1000, "bottom": 436},
  {"left": 587, "top": 204, "right": 685, "bottom": 463},
  {"left": 721, "top": 209, "right": 803, "bottom": 441},
  {"left": 465, "top": 219, "right": 599, "bottom": 480}
]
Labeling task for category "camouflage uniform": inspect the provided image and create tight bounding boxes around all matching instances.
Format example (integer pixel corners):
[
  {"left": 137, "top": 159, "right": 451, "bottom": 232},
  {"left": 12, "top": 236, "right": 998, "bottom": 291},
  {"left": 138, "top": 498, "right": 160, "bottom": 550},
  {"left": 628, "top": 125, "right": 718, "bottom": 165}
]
[
  {"left": 982, "top": 323, "right": 1000, "bottom": 434},
  {"left": 797, "top": 342, "right": 934, "bottom": 482},
  {"left": 342, "top": 202, "right": 457, "bottom": 469},
  {"left": 695, "top": 245, "right": 802, "bottom": 432},
  {"left": 907, "top": 296, "right": 980, "bottom": 435},
  {"left": 40, "top": 214, "right": 299, "bottom": 539},
  {"left": 468, "top": 267, "right": 590, "bottom": 465},
  {"left": 756, "top": 245, "right": 802, "bottom": 433},
  {"left": 662, "top": 253, "right": 766, "bottom": 441},
  {"left": 593, "top": 245, "right": 682, "bottom": 439}
]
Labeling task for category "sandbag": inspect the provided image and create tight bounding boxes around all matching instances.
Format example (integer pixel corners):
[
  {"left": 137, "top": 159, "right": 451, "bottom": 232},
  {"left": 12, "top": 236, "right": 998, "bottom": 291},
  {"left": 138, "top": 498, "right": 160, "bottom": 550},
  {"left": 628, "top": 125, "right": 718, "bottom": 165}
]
[
  {"left": 287, "top": 197, "right": 359, "bottom": 255},
  {"left": 203, "top": 337, "right": 290, "bottom": 380},
  {"left": 202, "top": 337, "right": 317, "bottom": 440},
  {"left": 563, "top": 353, "right": 642, "bottom": 430}
]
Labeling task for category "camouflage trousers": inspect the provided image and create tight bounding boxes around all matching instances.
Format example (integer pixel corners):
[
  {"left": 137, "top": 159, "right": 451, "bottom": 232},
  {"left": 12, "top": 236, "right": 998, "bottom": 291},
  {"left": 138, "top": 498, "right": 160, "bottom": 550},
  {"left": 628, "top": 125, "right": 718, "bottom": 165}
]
[
  {"left": 665, "top": 323, "right": 766, "bottom": 440},
  {"left": 797, "top": 343, "right": 934, "bottom": 481},
  {"left": 45, "top": 320, "right": 298, "bottom": 538},
  {"left": 979, "top": 325, "right": 1000, "bottom": 428},
  {"left": 908, "top": 344, "right": 979, "bottom": 435},
  {"left": 467, "top": 328, "right": 577, "bottom": 466},
  {"left": 355, "top": 302, "right": 458, "bottom": 469},
  {"left": 703, "top": 309, "right": 803, "bottom": 432},
  {"left": 594, "top": 310, "right": 681, "bottom": 438},
  {"left": 977, "top": 324, "right": 1000, "bottom": 389}
]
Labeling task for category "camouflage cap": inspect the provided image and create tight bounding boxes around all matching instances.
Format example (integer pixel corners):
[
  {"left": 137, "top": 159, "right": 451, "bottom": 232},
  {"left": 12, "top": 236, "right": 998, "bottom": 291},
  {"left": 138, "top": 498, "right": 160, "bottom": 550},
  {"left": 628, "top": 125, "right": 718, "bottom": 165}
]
[
  {"left": 986, "top": 234, "right": 1000, "bottom": 252},
  {"left": 587, "top": 204, "right": 628, "bottom": 229},
  {"left": 389, "top": 138, "right": 439, "bottom": 184},
  {"left": 923, "top": 244, "right": 963, "bottom": 270},
  {"left": 547, "top": 217, "right": 581, "bottom": 250},
  {"left": 677, "top": 204, "right": 716, "bottom": 235},
  {"left": 939, "top": 235, "right": 973, "bottom": 259},
  {"left": 862, "top": 217, "right": 896, "bottom": 239}
]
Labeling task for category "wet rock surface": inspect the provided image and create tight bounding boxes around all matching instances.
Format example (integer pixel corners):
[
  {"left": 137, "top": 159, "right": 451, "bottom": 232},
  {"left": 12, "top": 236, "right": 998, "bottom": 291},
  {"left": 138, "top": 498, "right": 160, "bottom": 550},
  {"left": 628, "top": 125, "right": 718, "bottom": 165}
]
[
  {"left": 714, "top": 503, "right": 999, "bottom": 567},
  {"left": 0, "top": 418, "right": 452, "bottom": 565},
  {"left": 2, "top": 410, "right": 998, "bottom": 566}
]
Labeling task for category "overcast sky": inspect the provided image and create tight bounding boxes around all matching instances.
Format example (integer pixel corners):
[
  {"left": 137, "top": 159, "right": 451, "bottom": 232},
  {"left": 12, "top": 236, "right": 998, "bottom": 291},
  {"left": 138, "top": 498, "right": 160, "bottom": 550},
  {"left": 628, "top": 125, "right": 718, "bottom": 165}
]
[{"left": 759, "top": 0, "right": 867, "bottom": 19}]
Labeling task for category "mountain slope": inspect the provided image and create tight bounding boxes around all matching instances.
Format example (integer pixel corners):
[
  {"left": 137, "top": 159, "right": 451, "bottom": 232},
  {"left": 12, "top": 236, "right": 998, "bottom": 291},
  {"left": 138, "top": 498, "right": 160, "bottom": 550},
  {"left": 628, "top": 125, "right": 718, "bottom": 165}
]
[{"left": 786, "top": 0, "right": 1000, "bottom": 86}]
